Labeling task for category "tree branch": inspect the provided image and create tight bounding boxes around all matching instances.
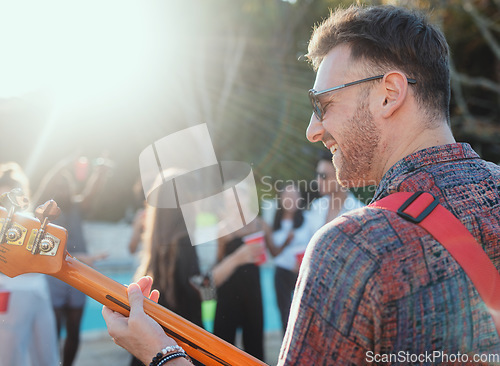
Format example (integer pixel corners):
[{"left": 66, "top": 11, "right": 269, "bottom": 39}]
[
  {"left": 453, "top": 73, "right": 500, "bottom": 94},
  {"left": 463, "top": 0, "right": 500, "bottom": 60},
  {"left": 449, "top": 58, "right": 473, "bottom": 124}
]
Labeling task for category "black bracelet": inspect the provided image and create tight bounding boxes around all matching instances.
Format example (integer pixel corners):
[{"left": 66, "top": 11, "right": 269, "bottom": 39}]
[
  {"left": 156, "top": 352, "right": 188, "bottom": 365},
  {"left": 150, "top": 352, "right": 165, "bottom": 366}
]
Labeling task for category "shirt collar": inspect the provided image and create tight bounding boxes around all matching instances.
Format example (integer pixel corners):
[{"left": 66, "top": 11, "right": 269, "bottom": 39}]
[{"left": 372, "top": 143, "right": 480, "bottom": 202}]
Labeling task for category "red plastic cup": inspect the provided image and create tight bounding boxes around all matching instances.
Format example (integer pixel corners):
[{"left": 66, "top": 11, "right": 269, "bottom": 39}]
[
  {"left": 296, "top": 252, "right": 305, "bottom": 268},
  {"left": 243, "top": 231, "right": 267, "bottom": 265},
  {"left": 0, "top": 290, "right": 10, "bottom": 313},
  {"left": 74, "top": 157, "right": 90, "bottom": 182}
]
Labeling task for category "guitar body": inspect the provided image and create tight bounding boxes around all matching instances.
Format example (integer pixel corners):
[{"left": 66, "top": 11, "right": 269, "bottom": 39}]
[{"left": 0, "top": 206, "right": 267, "bottom": 366}]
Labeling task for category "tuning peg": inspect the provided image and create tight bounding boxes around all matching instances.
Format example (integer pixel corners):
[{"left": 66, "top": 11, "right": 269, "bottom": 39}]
[
  {"left": 0, "top": 189, "right": 30, "bottom": 245},
  {"left": 0, "top": 188, "right": 29, "bottom": 211},
  {"left": 35, "top": 200, "right": 61, "bottom": 223},
  {"left": 31, "top": 200, "right": 61, "bottom": 255}
]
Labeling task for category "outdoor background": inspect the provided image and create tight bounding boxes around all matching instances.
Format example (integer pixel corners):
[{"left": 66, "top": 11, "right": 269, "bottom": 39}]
[
  {"left": 0, "top": 1, "right": 498, "bottom": 365},
  {"left": 0, "top": 0, "right": 498, "bottom": 220}
]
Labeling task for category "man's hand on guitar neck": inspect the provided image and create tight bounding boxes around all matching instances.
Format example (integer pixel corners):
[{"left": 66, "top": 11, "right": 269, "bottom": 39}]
[{"left": 102, "top": 276, "right": 190, "bottom": 365}]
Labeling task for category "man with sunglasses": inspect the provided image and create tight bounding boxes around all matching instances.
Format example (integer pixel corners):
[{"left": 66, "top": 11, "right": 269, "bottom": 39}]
[
  {"left": 283, "top": 4, "right": 500, "bottom": 366},
  {"left": 102, "top": 5, "right": 500, "bottom": 366}
]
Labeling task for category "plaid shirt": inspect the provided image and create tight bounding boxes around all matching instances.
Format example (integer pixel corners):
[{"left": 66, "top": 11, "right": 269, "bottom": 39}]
[{"left": 279, "top": 143, "right": 500, "bottom": 365}]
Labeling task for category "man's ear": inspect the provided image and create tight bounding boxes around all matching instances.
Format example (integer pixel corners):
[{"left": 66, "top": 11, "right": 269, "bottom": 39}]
[{"left": 380, "top": 71, "right": 410, "bottom": 118}]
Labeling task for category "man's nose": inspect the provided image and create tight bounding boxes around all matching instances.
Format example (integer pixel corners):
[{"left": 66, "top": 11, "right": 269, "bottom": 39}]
[{"left": 306, "top": 113, "right": 324, "bottom": 143}]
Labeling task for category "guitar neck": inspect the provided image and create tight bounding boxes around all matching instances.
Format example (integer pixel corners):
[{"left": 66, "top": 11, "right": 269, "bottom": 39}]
[{"left": 52, "top": 251, "right": 267, "bottom": 366}]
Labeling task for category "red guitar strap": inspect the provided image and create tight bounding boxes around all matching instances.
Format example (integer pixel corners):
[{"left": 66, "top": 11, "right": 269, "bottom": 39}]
[{"left": 369, "top": 191, "right": 500, "bottom": 337}]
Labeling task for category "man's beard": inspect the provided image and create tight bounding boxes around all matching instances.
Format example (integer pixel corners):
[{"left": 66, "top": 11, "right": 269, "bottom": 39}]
[{"left": 334, "top": 95, "right": 380, "bottom": 188}]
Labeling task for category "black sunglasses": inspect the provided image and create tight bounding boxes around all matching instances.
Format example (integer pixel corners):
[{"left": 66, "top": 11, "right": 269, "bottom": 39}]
[{"left": 309, "top": 75, "right": 417, "bottom": 121}]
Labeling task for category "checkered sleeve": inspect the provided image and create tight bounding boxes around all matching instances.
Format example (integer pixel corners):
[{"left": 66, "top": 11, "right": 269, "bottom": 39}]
[{"left": 278, "top": 213, "right": 385, "bottom": 365}]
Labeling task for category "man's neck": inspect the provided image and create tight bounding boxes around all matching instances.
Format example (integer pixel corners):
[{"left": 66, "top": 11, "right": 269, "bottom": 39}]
[{"left": 381, "top": 123, "right": 456, "bottom": 181}]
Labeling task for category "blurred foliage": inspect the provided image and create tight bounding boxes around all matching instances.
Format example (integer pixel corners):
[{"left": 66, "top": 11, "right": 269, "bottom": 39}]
[{"left": 170, "top": 0, "right": 499, "bottom": 208}]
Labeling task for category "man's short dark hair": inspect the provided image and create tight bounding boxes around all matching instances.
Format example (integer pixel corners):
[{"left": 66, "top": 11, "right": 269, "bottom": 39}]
[{"left": 307, "top": 5, "right": 450, "bottom": 124}]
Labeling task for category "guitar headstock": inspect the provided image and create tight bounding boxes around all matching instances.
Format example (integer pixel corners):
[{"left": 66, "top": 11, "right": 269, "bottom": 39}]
[{"left": 0, "top": 200, "right": 67, "bottom": 277}]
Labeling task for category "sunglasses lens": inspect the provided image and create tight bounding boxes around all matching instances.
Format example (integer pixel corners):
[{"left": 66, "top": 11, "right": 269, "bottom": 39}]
[{"left": 309, "top": 92, "right": 323, "bottom": 120}]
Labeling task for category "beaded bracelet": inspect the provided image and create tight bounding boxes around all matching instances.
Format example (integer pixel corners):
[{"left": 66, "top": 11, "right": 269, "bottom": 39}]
[
  {"left": 150, "top": 345, "right": 189, "bottom": 366},
  {"left": 161, "top": 345, "right": 185, "bottom": 355},
  {"left": 156, "top": 352, "right": 188, "bottom": 365}
]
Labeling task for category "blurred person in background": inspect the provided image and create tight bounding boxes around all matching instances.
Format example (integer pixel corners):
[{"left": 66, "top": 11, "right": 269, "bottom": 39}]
[
  {"left": 33, "top": 155, "right": 111, "bottom": 366},
  {"left": 308, "top": 150, "right": 364, "bottom": 235},
  {"left": 0, "top": 162, "right": 59, "bottom": 366},
  {"left": 271, "top": 183, "right": 309, "bottom": 333},
  {"left": 130, "top": 169, "right": 265, "bottom": 366},
  {"left": 213, "top": 179, "right": 284, "bottom": 361},
  {"left": 128, "top": 177, "right": 147, "bottom": 256}
]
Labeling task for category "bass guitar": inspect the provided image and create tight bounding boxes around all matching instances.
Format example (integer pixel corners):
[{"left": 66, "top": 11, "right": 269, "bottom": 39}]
[{"left": 0, "top": 190, "right": 267, "bottom": 366}]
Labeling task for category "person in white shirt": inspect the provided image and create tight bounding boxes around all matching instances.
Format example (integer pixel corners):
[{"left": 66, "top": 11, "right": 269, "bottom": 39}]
[
  {"left": 271, "top": 184, "right": 310, "bottom": 332},
  {"left": 0, "top": 162, "right": 59, "bottom": 366},
  {"left": 308, "top": 151, "right": 365, "bottom": 235}
]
